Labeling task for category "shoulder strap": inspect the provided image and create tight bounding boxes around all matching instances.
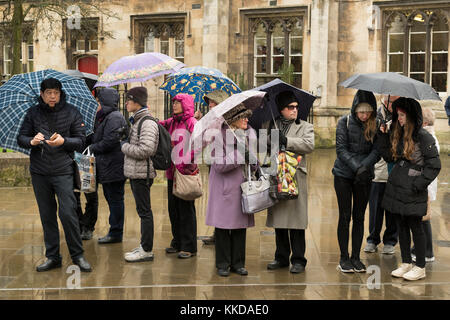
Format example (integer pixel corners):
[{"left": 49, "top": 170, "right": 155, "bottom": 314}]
[
  {"left": 137, "top": 115, "right": 155, "bottom": 139},
  {"left": 136, "top": 115, "right": 155, "bottom": 187}
]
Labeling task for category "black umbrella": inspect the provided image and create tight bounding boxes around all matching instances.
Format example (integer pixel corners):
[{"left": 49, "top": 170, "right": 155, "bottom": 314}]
[
  {"left": 340, "top": 72, "right": 441, "bottom": 101},
  {"left": 248, "top": 79, "right": 316, "bottom": 130},
  {"left": 63, "top": 70, "right": 98, "bottom": 91}
]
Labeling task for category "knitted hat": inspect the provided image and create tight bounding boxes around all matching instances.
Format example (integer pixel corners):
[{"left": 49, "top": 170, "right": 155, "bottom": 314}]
[
  {"left": 275, "top": 90, "right": 298, "bottom": 112},
  {"left": 355, "top": 102, "right": 373, "bottom": 113},
  {"left": 223, "top": 103, "right": 252, "bottom": 125},
  {"left": 203, "top": 90, "right": 230, "bottom": 106},
  {"left": 126, "top": 86, "right": 148, "bottom": 107}
]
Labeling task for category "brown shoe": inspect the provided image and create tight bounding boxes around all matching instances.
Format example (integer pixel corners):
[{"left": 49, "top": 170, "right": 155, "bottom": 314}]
[{"left": 178, "top": 251, "right": 196, "bottom": 259}]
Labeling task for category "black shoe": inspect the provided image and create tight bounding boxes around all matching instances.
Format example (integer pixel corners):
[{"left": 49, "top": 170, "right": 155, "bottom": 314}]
[
  {"left": 73, "top": 256, "right": 92, "bottom": 272},
  {"left": 338, "top": 259, "right": 355, "bottom": 273},
  {"left": 217, "top": 268, "right": 230, "bottom": 277},
  {"left": 230, "top": 267, "right": 248, "bottom": 276},
  {"left": 177, "top": 251, "right": 196, "bottom": 259},
  {"left": 267, "top": 260, "right": 289, "bottom": 270},
  {"left": 98, "top": 235, "right": 122, "bottom": 244},
  {"left": 165, "top": 247, "right": 179, "bottom": 254},
  {"left": 36, "top": 259, "right": 62, "bottom": 272},
  {"left": 290, "top": 264, "right": 305, "bottom": 274},
  {"left": 202, "top": 236, "right": 215, "bottom": 245},
  {"left": 81, "top": 229, "right": 93, "bottom": 240},
  {"left": 350, "top": 258, "right": 366, "bottom": 273}
]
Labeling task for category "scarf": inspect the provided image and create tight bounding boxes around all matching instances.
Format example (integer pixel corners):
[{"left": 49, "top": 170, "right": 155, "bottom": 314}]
[{"left": 278, "top": 117, "right": 295, "bottom": 136}]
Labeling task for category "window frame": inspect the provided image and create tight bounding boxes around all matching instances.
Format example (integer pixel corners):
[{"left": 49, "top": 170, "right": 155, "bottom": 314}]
[{"left": 383, "top": 8, "right": 449, "bottom": 93}]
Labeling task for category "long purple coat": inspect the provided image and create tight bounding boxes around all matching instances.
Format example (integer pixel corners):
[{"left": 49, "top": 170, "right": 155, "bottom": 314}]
[{"left": 205, "top": 125, "right": 256, "bottom": 229}]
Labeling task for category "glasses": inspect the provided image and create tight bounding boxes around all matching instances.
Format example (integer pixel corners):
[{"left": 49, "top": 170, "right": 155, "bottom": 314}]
[{"left": 286, "top": 104, "right": 299, "bottom": 111}]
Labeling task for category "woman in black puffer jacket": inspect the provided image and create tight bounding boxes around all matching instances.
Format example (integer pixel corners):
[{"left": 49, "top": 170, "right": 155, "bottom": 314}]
[
  {"left": 377, "top": 98, "right": 440, "bottom": 281},
  {"left": 332, "top": 90, "right": 380, "bottom": 274}
]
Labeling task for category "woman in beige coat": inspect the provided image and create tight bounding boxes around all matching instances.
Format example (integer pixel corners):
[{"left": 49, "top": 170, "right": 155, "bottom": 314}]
[{"left": 264, "top": 90, "right": 314, "bottom": 274}]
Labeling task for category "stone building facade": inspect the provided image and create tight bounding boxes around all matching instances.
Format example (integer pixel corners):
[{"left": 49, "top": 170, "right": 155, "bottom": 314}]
[{"left": 1, "top": 0, "right": 449, "bottom": 149}]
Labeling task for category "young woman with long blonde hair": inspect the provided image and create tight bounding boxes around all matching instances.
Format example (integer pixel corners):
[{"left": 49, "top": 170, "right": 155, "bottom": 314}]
[{"left": 332, "top": 90, "right": 379, "bottom": 273}]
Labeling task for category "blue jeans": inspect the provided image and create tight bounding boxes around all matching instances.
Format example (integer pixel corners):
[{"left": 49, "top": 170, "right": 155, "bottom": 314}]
[{"left": 102, "top": 180, "right": 125, "bottom": 239}]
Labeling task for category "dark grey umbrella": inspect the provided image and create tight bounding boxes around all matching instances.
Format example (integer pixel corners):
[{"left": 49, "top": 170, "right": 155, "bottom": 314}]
[
  {"left": 63, "top": 70, "right": 98, "bottom": 91},
  {"left": 340, "top": 72, "right": 441, "bottom": 101},
  {"left": 249, "top": 79, "right": 316, "bottom": 130}
]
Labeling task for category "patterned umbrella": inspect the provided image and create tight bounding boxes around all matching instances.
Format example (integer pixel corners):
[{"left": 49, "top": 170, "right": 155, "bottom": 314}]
[
  {"left": 159, "top": 66, "right": 241, "bottom": 105},
  {"left": 0, "top": 69, "right": 98, "bottom": 155},
  {"left": 95, "top": 52, "right": 185, "bottom": 87}
]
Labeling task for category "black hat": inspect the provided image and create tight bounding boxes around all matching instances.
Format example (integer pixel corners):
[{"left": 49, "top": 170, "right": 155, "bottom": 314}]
[
  {"left": 275, "top": 90, "right": 298, "bottom": 112},
  {"left": 126, "top": 86, "right": 148, "bottom": 107}
]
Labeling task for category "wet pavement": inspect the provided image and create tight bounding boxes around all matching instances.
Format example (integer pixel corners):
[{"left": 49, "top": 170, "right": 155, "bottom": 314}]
[{"left": 0, "top": 149, "right": 448, "bottom": 300}]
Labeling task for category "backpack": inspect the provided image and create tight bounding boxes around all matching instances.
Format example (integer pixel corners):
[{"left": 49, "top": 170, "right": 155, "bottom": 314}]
[{"left": 137, "top": 116, "right": 172, "bottom": 171}]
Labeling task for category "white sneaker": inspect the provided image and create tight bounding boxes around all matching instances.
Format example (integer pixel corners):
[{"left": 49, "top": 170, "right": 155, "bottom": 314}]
[
  {"left": 124, "top": 245, "right": 154, "bottom": 262},
  {"left": 403, "top": 266, "right": 426, "bottom": 281},
  {"left": 391, "top": 263, "right": 413, "bottom": 278}
]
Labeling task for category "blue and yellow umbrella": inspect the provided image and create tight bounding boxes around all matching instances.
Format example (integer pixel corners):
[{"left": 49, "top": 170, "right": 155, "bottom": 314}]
[{"left": 159, "top": 66, "right": 241, "bottom": 105}]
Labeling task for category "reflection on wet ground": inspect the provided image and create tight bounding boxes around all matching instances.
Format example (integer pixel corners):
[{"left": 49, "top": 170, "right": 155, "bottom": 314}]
[{"left": 0, "top": 149, "right": 448, "bottom": 300}]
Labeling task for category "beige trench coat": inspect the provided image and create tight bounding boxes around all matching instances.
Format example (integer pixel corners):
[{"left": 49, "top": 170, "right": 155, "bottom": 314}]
[{"left": 264, "top": 119, "right": 314, "bottom": 230}]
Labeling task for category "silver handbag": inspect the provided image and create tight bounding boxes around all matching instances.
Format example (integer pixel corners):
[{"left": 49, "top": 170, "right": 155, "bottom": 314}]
[{"left": 241, "top": 165, "right": 278, "bottom": 214}]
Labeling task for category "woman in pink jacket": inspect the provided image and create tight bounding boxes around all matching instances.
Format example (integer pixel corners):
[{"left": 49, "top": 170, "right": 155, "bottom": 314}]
[{"left": 159, "top": 94, "right": 198, "bottom": 259}]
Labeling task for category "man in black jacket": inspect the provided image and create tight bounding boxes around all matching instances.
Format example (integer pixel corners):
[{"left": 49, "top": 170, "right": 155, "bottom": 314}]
[{"left": 17, "top": 78, "right": 92, "bottom": 272}]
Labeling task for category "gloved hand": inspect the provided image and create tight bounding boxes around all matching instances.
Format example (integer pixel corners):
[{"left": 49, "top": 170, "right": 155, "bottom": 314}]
[
  {"left": 116, "top": 126, "right": 129, "bottom": 142},
  {"left": 354, "top": 166, "right": 371, "bottom": 184},
  {"left": 278, "top": 130, "right": 287, "bottom": 149}
]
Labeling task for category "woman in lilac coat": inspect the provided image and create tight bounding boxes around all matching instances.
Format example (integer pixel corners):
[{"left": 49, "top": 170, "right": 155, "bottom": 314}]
[{"left": 205, "top": 104, "right": 257, "bottom": 277}]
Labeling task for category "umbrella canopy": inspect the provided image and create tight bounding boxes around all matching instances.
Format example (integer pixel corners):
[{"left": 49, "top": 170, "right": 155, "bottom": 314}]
[
  {"left": 191, "top": 90, "right": 266, "bottom": 148},
  {"left": 0, "top": 69, "right": 98, "bottom": 154},
  {"left": 63, "top": 69, "right": 98, "bottom": 91},
  {"left": 248, "top": 79, "right": 316, "bottom": 130},
  {"left": 159, "top": 66, "right": 241, "bottom": 105},
  {"left": 340, "top": 72, "right": 441, "bottom": 101},
  {"left": 95, "top": 52, "right": 185, "bottom": 87}
]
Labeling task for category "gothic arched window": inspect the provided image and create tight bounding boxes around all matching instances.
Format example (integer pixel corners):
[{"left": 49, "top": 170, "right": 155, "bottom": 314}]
[
  {"left": 251, "top": 16, "right": 303, "bottom": 88},
  {"left": 385, "top": 11, "right": 449, "bottom": 93}
]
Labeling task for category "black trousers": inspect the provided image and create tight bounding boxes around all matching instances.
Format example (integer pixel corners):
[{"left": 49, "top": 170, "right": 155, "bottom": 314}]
[
  {"left": 334, "top": 175, "right": 371, "bottom": 261},
  {"left": 275, "top": 228, "right": 307, "bottom": 267},
  {"left": 103, "top": 180, "right": 126, "bottom": 239},
  {"left": 215, "top": 228, "right": 246, "bottom": 270},
  {"left": 130, "top": 179, "right": 154, "bottom": 252},
  {"left": 167, "top": 179, "right": 197, "bottom": 253},
  {"left": 75, "top": 189, "right": 98, "bottom": 232},
  {"left": 395, "top": 214, "right": 426, "bottom": 268},
  {"left": 412, "top": 220, "right": 434, "bottom": 258},
  {"left": 31, "top": 174, "right": 83, "bottom": 261},
  {"left": 367, "top": 182, "right": 398, "bottom": 246}
]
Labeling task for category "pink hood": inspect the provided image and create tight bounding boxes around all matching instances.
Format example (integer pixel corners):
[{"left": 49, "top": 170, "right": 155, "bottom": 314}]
[{"left": 159, "top": 93, "right": 197, "bottom": 180}]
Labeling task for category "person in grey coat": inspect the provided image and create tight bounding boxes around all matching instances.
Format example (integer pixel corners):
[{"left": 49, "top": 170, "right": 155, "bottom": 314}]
[
  {"left": 263, "top": 90, "right": 314, "bottom": 274},
  {"left": 121, "top": 87, "right": 159, "bottom": 262}
]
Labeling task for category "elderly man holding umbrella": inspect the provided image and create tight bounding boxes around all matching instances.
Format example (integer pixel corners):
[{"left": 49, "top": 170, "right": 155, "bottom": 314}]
[{"left": 263, "top": 90, "right": 315, "bottom": 274}]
